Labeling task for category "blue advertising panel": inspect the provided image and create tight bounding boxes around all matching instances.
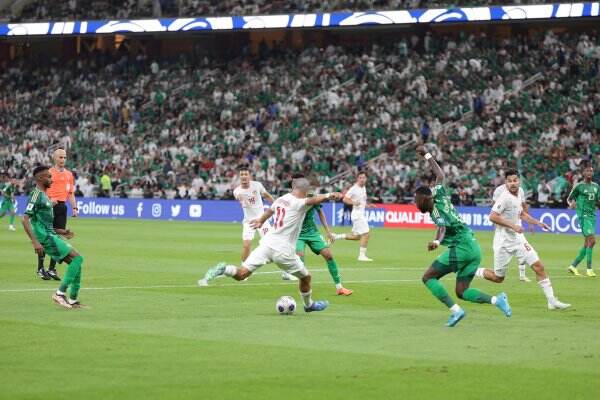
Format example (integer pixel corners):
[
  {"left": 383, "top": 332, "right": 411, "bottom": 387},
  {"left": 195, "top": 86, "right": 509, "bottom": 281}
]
[{"left": 10, "top": 196, "right": 597, "bottom": 235}]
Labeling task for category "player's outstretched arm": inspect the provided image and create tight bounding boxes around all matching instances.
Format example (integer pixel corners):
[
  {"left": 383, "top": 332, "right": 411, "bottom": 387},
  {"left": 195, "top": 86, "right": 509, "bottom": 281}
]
[
  {"left": 22, "top": 215, "right": 44, "bottom": 256},
  {"left": 428, "top": 226, "right": 446, "bottom": 251},
  {"left": 520, "top": 211, "right": 550, "bottom": 231},
  {"left": 306, "top": 192, "right": 342, "bottom": 206},
  {"left": 489, "top": 211, "right": 524, "bottom": 233},
  {"left": 417, "top": 145, "right": 444, "bottom": 185},
  {"left": 249, "top": 208, "right": 275, "bottom": 229}
]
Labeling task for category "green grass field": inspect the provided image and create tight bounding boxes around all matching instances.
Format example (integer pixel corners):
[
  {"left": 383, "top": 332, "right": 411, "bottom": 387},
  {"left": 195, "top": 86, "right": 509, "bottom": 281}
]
[{"left": 1, "top": 219, "right": 599, "bottom": 400}]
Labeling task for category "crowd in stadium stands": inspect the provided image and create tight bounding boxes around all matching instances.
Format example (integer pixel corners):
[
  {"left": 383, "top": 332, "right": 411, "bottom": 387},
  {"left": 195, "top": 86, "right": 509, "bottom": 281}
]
[
  {"left": 2, "top": 0, "right": 553, "bottom": 22},
  {"left": 1, "top": 29, "right": 599, "bottom": 206}
]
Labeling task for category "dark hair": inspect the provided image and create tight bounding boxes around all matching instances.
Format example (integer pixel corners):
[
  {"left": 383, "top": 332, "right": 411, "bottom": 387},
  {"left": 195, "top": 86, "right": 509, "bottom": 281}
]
[
  {"left": 357, "top": 171, "right": 367, "bottom": 178},
  {"left": 238, "top": 165, "right": 250, "bottom": 173},
  {"left": 32, "top": 166, "right": 49, "bottom": 177},
  {"left": 415, "top": 186, "right": 432, "bottom": 196},
  {"left": 291, "top": 173, "right": 305, "bottom": 179},
  {"left": 582, "top": 163, "right": 593, "bottom": 170},
  {"left": 504, "top": 169, "right": 519, "bottom": 179}
]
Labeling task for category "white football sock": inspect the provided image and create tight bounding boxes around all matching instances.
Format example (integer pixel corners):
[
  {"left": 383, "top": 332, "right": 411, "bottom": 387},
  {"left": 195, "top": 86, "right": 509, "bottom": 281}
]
[
  {"left": 518, "top": 263, "right": 527, "bottom": 278},
  {"left": 538, "top": 278, "right": 555, "bottom": 302},
  {"left": 359, "top": 247, "right": 367, "bottom": 256},
  {"left": 490, "top": 296, "right": 497, "bottom": 305},
  {"left": 449, "top": 304, "right": 461, "bottom": 313},
  {"left": 56, "top": 290, "right": 66, "bottom": 296},
  {"left": 224, "top": 265, "right": 238, "bottom": 277},
  {"left": 334, "top": 233, "right": 346, "bottom": 240},
  {"left": 475, "top": 268, "right": 486, "bottom": 278},
  {"left": 335, "top": 283, "right": 343, "bottom": 290},
  {"left": 301, "top": 290, "right": 313, "bottom": 307}
]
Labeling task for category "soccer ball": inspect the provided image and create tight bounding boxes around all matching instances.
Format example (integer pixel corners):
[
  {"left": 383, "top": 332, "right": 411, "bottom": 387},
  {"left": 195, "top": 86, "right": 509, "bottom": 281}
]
[{"left": 276, "top": 296, "right": 296, "bottom": 315}]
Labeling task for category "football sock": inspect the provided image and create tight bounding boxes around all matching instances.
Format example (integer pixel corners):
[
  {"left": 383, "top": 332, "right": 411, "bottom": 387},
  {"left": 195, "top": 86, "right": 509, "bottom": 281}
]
[
  {"left": 301, "top": 291, "right": 313, "bottom": 307},
  {"left": 333, "top": 233, "right": 346, "bottom": 240},
  {"left": 572, "top": 246, "right": 586, "bottom": 267},
  {"left": 70, "top": 264, "right": 83, "bottom": 300},
  {"left": 462, "top": 287, "right": 492, "bottom": 304},
  {"left": 9, "top": 214, "right": 15, "bottom": 225},
  {"left": 424, "top": 278, "right": 455, "bottom": 308},
  {"left": 326, "top": 259, "right": 341, "bottom": 285},
  {"left": 59, "top": 255, "right": 83, "bottom": 296},
  {"left": 359, "top": 247, "right": 367, "bottom": 256},
  {"left": 538, "top": 278, "right": 555, "bottom": 302},
  {"left": 586, "top": 247, "right": 593, "bottom": 269},
  {"left": 518, "top": 263, "right": 527, "bottom": 278},
  {"left": 224, "top": 265, "right": 238, "bottom": 277},
  {"left": 449, "top": 304, "right": 461, "bottom": 313},
  {"left": 49, "top": 258, "right": 57, "bottom": 271},
  {"left": 475, "top": 268, "right": 486, "bottom": 278},
  {"left": 37, "top": 254, "right": 45, "bottom": 271}
]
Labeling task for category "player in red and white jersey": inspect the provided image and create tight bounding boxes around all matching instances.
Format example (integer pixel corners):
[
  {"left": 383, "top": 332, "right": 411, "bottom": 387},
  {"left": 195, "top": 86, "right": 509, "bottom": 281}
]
[
  {"left": 332, "top": 172, "right": 375, "bottom": 261},
  {"left": 199, "top": 178, "right": 342, "bottom": 312},
  {"left": 233, "top": 166, "right": 274, "bottom": 262}
]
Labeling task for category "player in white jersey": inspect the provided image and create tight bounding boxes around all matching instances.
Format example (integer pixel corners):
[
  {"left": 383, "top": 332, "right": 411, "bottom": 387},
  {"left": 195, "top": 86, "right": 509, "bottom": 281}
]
[
  {"left": 492, "top": 184, "right": 530, "bottom": 282},
  {"left": 198, "top": 178, "right": 342, "bottom": 312},
  {"left": 233, "top": 167, "right": 275, "bottom": 262},
  {"left": 332, "top": 172, "right": 374, "bottom": 261},
  {"left": 475, "top": 170, "right": 570, "bottom": 310}
]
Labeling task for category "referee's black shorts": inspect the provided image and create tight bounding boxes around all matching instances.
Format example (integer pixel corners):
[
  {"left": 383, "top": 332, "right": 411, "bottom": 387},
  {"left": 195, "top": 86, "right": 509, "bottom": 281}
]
[{"left": 52, "top": 201, "right": 68, "bottom": 230}]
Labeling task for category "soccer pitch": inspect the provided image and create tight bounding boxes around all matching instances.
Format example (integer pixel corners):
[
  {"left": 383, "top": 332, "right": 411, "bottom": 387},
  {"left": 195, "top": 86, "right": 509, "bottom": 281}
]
[{"left": 1, "top": 219, "right": 599, "bottom": 400}]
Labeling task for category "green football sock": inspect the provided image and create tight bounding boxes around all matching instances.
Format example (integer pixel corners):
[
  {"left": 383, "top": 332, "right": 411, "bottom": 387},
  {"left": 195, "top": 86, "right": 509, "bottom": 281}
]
[
  {"left": 326, "top": 259, "right": 341, "bottom": 285},
  {"left": 59, "top": 255, "right": 83, "bottom": 295},
  {"left": 462, "top": 287, "right": 492, "bottom": 304},
  {"left": 572, "top": 246, "right": 586, "bottom": 267},
  {"left": 70, "top": 267, "right": 82, "bottom": 300},
  {"left": 425, "top": 279, "right": 455, "bottom": 308},
  {"left": 586, "top": 247, "right": 593, "bottom": 269},
  {"left": 9, "top": 214, "right": 15, "bottom": 225}
]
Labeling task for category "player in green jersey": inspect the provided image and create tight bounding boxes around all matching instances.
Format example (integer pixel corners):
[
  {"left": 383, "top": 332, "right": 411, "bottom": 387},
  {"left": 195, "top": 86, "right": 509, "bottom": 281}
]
[
  {"left": 567, "top": 164, "right": 600, "bottom": 277},
  {"left": 297, "top": 194, "right": 353, "bottom": 296},
  {"left": 22, "top": 166, "right": 87, "bottom": 309},
  {"left": 0, "top": 173, "right": 17, "bottom": 231},
  {"left": 415, "top": 146, "right": 511, "bottom": 327}
]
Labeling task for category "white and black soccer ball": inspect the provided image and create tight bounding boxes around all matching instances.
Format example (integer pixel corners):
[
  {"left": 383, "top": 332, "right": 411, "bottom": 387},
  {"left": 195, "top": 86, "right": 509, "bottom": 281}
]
[{"left": 276, "top": 296, "right": 296, "bottom": 315}]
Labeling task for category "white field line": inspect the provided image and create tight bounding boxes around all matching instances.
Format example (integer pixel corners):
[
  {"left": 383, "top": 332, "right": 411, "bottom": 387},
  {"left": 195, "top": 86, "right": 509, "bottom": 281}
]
[{"left": 0, "top": 270, "right": 578, "bottom": 294}]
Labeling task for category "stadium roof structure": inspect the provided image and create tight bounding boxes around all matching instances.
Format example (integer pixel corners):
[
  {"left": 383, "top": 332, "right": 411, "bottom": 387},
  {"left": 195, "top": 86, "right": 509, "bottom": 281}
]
[{"left": 1, "top": 2, "right": 599, "bottom": 36}]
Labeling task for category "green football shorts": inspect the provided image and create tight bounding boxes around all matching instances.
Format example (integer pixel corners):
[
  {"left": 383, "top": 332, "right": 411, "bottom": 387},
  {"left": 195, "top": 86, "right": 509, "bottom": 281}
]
[
  {"left": 578, "top": 215, "right": 596, "bottom": 237},
  {"left": 432, "top": 235, "right": 481, "bottom": 281},
  {"left": 42, "top": 233, "right": 73, "bottom": 263},
  {"left": 296, "top": 232, "right": 329, "bottom": 255}
]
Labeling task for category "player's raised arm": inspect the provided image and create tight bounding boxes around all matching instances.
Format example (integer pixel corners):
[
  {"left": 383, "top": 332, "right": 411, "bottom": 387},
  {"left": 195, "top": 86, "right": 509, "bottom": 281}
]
[
  {"left": 417, "top": 145, "right": 444, "bottom": 185},
  {"left": 306, "top": 192, "right": 342, "bottom": 206}
]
